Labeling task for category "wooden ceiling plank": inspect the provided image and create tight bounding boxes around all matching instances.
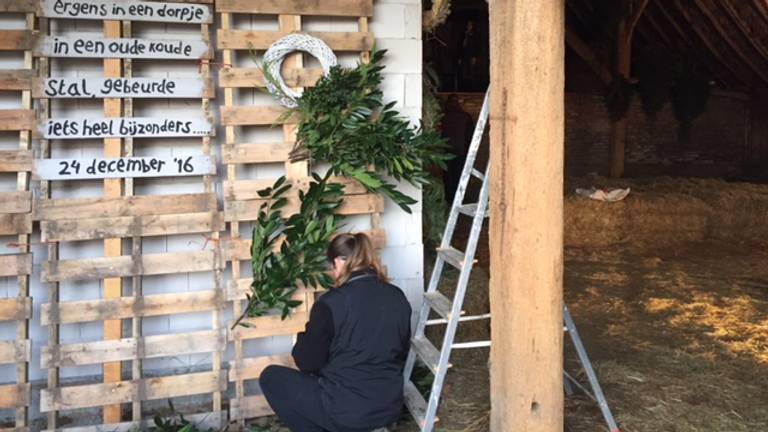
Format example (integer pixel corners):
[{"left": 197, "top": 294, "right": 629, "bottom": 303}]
[{"left": 691, "top": 0, "right": 768, "bottom": 86}]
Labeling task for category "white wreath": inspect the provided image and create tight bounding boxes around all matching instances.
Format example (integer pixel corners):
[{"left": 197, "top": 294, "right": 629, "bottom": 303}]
[{"left": 263, "top": 33, "right": 338, "bottom": 108}]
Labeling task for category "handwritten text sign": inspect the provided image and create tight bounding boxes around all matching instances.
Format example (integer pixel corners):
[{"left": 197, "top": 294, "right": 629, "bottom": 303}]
[
  {"left": 36, "top": 77, "right": 210, "bottom": 99},
  {"left": 33, "top": 155, "right": 216, "bottom": 180},
  {"left": 35, "top": 36, "right": 211, "bottom": 60},
  {"left": 41, "top": 0, "right": 212, "bottom": 24},
  {"left": 41, "top": 117, "right": 212, "bottom": 139}
]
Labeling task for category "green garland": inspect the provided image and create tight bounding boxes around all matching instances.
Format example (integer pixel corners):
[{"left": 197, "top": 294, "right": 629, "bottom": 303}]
[{"left": 236, "top": 50, "right": 450, "bottom": 323}]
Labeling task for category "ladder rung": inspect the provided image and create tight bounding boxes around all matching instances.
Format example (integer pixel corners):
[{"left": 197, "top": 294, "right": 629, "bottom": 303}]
[
  {"left": 411, "top": 336, "right": 448, "bottom": 374},
  {"left": 426, "top": 313, "right": 491, "bottom": 326},
  {"left": 437, "top": 247, "right": 471, "bottom": 270},
  {"left": 423, "top": 291, "right": 454, "bottom": 319},
  {"left": 457, "top": 203, "right": 489, "bottom": 218},
  {"left": 471, "top": 168, "right": 485, "bottom": 180},
  {"left": 452, "top": 340, "right": 491, "bottom": 349},
  {"left": 404, "top": 380, "right": 430, "bottom": 428}
]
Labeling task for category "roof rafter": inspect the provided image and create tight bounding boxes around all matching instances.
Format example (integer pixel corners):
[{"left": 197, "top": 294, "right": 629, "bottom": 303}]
[
  {"left": 656, "top": 0, "right": 750, "bottom": 89},
  {"left": 691, "top": 0, "right": 768, "bottom": 86},
  {"left": 719, "top": 1, "right": 768, "bottom": 64}
]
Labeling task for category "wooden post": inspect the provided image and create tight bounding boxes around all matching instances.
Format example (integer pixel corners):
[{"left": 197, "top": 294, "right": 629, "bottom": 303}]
[
  {"left": 488, "top": 1, "right": 564, "bottom": 431},
  {"left": 103, "top": 19, "right": 123, "bottom": 424},
  {"left": 609, "top": 0, "right": 649, "bottom": 178},
  {"left": 609, "top": 22, "right": 631, "bottom": 179}
]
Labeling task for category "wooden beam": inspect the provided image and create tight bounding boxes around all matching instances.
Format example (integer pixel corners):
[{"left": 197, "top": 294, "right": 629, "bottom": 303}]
[
  {"left": 102, "top": 18, "right": 122, "bottom": 425},
  {"left": 488, "top": 0, "right": 564, "bottom": 431},
  {"left": 691, "top": 0, "right": 768, "bottom": 86},
  {"left": 565, "top": 29, "right": 611, "bottom": 84}
]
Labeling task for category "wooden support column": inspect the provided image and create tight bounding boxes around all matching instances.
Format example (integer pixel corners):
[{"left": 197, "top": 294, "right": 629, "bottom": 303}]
[
  {"left": 102, "top": 19, "right": 123, "bottom": 424},
  {"left": 609, "top": 0, "right": 649, "bottom": 178},
  {"left": 488, "top": 1, "right": 564, "bottom": 431}
]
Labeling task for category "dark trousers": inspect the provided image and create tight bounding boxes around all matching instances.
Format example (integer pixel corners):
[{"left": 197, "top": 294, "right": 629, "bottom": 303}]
[{"left": 261, "top": 365, "right": 336, "bottom": 432}]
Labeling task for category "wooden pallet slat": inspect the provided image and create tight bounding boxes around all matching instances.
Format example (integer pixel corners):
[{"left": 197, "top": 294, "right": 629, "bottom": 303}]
[
  {"left": 224, "top": 193, "right": 384, "bottom": 221},
  {"left": 0, "top": 191, "right": 32, "bottom": 214},
  {"left": 0, "top": 298, "right": 32, "bottom": 321},
  {"left": 223, "top": 227, "right": 385, "bottom": 262},
  {"left": 41, "top": 250, "right": 216, "bottom": 282},
  {"left": 0, "top": 384, "right": 30, "bottom": 409},
  {"left": 220, "top": 105, "right": 295, "bottom": 126},
  {"left": 215, "top": 0, "right": 373, "bottom": 17},
  {"left": 0, "top": 214, "right": 32, "bottom": 235},
  {"left": 217, "top": 29, "right": 374, "bottom": 52},
  {"left": 41, "top": 411, "right": 226, "bottom": 432},
  {"left": 0, "top": 340, "right": 31, "bottom": 364},
  {"left": 0, "top": 30, "right": 35, "bottom": 51},
  {"left": 41, "top": 212, "right": 223, "bottom": 242},
  {"left": 0, "top": 254, "right": 33, "bottom": 277},
  {"left": 33, "top": 192, "right": 216, "bottom": 221},
  {"left": 40, "top": 371, "right": 227, "bottom": 412},
  {"left": 229, "top": 395, "right": 273, "bottom": 421},
  {"left": 41, "top": 329, "right": 226, "bottom": 368},
  {"left": 41, "top": 289, "right": 223, "bottom": 324},
  {"left": 222, "top": 142, "right": 292, "bottom": 164},
  {"left": 0, "top": 109, "right": 34, "bottom": 131},
  {"left": 219, "top": 67, "right": 322, "bottom": 88},
  {"left": 0, "top": 150, "right": 33, "bottom": 172},
  {"left": 228, "top": 311, "right": 309, "bottom": 341},
  {"left": 0, "top": 0, "right": 36, "bottom": 13},
  {"left": 0, "top": 70, "right": 33, "bottom": 90},
  {"left": 224, "top": 176, "right": 369, "bottom": 201},
  {"left": 228, "top": 354, "right": 294, "bottom": 382}
]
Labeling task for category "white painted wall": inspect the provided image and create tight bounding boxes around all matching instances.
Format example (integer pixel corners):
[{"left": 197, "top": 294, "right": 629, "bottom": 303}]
[{"left": 0, "top": 0, "right": 423, "bottom": 391}]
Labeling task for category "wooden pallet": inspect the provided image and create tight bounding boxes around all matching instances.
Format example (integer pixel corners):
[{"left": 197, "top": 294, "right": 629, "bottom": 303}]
[
  {"left": 34, "top": 1, "right": 225, "bottom": 429},
  {"left": 215, "top": 0, "right": 381, "bottom": 423},
  {"left": 0, "top": 2, "right": 35, "bottom": 430}
]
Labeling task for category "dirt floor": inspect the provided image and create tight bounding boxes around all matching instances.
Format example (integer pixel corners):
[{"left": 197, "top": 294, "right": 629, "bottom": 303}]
[{"left": 388, "top": 239, "right": 768, "bottom": 432}]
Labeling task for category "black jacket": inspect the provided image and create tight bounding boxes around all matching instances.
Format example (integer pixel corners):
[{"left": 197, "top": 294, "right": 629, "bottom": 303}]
[{"left": 292, "top": 270, "right": 412, "bottom": 429}]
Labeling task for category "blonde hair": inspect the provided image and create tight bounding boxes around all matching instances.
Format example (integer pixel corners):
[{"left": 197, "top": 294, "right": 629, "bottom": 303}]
[{"left": 327, "top": 232, "right": 388, "bottom": 286}]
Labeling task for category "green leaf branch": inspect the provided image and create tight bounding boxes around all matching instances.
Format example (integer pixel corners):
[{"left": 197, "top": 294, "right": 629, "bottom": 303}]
[{"left": 238, "top": 49, "right": 451, "bottom": 323}]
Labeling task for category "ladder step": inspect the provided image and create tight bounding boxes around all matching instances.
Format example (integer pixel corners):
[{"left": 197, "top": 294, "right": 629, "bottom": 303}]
[
  {"left": 457, "top": 203, "right": 489, "bottom": 218},
  {"left": 403, "top": 380, "right": 429, "bottom": 428},
  {"left": 423, "top": 291, "right": 454, "bottom": 319},
  {"left": 471, "top": 168, "right": 485, "bottom": 180},
  {"left": 411, "top": 336, "right": 448, "bottom": 374},
  {"left": 437, "top": 247, "right": 470, "bottom": 270}
]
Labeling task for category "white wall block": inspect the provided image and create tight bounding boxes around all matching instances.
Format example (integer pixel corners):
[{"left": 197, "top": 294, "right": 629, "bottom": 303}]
[
  {"left": 380, "top": 210, "right": 422, "bottom": 247},
  {"left": 379, "top": 243, "right": 423, "bottom": 279},
  {"left": 405, "top": 74, "right": 423, "bottom": 108},
  {"left": 404, "top": 3, "right": 421, "bottom": 39},
  {"left": 371, "top": 4, "right": 406, "bottom": 39},
  {"left": 381, "top": 73, "right": 406, "bottom": 108},
  {"left": 377, "top": 39, "right": 422, "bottom": 74}
]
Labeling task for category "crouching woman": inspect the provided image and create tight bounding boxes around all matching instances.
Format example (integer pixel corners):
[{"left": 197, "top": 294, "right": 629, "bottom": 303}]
[{"left": 260, "top": 232, "right": 412, "bottom": 432}]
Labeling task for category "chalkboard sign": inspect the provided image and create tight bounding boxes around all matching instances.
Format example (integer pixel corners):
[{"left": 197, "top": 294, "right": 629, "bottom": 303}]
[
  {"left": 33, "top": 155, "right": 216, "bottom": 180},
  {"left": 35, "top": 36, "right": 211, "bottom": 60},
  {"left": 35, "top": 77, "right": 211, "bottom": 99},
  {"left": 41, "top": 117, "right": 213, "bottom": 139},
  {"left": 40, "top": 0, "right": 212, "bottom": 24}
]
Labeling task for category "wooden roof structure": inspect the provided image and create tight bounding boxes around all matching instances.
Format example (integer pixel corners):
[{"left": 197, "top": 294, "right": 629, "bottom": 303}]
[{"left": 567, "top": 0, "right": 768, "bottom": 92}]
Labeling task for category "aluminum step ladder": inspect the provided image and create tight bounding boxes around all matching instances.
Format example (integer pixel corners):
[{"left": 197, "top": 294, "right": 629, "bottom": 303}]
[{"left": 402, "top": 89, "right": 620, "bottom": 432}]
